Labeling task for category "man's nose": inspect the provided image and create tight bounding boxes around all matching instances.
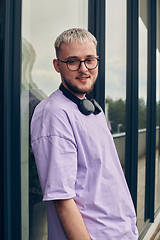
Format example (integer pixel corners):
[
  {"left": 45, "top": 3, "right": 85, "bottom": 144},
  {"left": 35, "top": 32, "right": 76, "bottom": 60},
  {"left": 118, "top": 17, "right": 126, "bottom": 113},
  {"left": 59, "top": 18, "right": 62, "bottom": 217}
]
[{"left": 78, "top": 61, "right": 88, "bottom": 72}]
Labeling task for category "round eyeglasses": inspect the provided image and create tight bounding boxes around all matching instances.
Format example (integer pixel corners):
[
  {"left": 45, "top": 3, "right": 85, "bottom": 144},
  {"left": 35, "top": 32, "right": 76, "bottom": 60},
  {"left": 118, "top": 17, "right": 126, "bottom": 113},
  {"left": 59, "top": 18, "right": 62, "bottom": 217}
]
[{"left": 58, "top": 57, "right": 99, "bottom": 71}]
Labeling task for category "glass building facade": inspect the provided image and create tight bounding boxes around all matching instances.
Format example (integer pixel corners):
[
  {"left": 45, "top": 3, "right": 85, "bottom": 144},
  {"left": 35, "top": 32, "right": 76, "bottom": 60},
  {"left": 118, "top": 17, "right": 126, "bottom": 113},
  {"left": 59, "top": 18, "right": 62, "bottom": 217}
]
[{"left": 0, "top": 0, "right": 160, "bottom": 239}]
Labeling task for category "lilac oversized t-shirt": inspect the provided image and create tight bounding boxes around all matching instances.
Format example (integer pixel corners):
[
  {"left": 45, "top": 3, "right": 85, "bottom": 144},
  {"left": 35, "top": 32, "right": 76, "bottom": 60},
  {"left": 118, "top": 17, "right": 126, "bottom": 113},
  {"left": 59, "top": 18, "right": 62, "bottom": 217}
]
[{"left": 31, "top": 89, "right": 138, "bottom": 240}]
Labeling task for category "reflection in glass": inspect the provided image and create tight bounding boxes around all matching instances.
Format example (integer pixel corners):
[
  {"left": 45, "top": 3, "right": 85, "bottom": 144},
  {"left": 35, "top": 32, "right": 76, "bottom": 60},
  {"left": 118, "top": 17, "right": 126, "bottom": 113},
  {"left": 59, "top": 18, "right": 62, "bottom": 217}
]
[
  {"left": 105, "top": 0, "right": 126, "bottom": 170},
  {"left": 22, "top": 37, "right": 47, "bottom": 240},
  {"left": 21, "top": 0, "right": 88, "bottom": 239},
  {"left": 137, "top": 0, "right": 147, "bottom": 233}
]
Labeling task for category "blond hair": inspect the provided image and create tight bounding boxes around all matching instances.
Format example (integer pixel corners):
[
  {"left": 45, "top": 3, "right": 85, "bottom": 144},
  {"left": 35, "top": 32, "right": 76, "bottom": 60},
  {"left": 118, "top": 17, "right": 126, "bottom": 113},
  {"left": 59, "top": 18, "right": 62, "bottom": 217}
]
[{"left": 54, "top": 28, "right": 97, "bottom": 57}]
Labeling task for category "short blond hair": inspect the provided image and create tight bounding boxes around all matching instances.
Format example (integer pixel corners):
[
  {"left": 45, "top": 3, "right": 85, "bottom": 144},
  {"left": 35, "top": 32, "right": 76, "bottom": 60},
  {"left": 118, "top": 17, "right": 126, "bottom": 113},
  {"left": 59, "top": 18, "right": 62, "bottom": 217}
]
[{"left": 54, "top": 28, "right": 97, "bottom": 57}]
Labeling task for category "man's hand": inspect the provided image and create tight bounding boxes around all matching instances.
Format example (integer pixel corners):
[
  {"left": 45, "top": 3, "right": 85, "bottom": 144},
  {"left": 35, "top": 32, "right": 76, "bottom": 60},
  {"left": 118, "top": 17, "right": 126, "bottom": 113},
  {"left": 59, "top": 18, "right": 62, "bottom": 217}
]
[{"left": 54, "top": 198, "right": 91, "bottom": 240}]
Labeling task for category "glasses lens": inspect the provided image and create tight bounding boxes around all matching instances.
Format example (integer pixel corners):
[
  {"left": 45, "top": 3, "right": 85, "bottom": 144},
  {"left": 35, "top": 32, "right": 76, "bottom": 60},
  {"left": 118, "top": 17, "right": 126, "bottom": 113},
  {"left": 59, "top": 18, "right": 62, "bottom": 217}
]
[
  {"left": 85, "top": 58, "right": 98, "bottom": 70},
  {"left": 67, "top": 58, "right": 99, "bottom": 71},
  {"left": 67, "top": 59, "right": 80, "bottom": 71}
]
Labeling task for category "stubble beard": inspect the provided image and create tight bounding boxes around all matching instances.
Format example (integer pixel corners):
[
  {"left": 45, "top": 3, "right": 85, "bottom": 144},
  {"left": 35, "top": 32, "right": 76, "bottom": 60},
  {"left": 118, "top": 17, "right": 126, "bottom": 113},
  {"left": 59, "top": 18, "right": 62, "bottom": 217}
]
[{"left": 62, "top": 75, "right": 97, "bottom": 96}]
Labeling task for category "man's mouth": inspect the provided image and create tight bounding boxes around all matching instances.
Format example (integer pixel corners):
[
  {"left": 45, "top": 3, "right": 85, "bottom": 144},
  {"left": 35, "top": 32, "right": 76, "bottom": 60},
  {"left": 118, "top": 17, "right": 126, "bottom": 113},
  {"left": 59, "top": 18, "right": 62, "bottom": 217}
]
[{"left": 76, "top": 76, "right": 90, "bottom": 80}]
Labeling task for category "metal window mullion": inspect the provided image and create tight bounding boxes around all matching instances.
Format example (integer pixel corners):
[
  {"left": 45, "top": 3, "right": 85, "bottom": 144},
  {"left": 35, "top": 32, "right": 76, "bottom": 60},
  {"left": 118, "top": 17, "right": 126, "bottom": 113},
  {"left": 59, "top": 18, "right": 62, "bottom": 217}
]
[
  {"left": 88, "top": 0, "right": 105, "bottom": 111},
  {"left": 145, "top": 0, "right": 157, "bottom": 223},
  {"left": 125, "top": 0, "right": 139, "bottom": 212},
  {"left": 3, "top": 0, "right": 22, "bottom": 239}
]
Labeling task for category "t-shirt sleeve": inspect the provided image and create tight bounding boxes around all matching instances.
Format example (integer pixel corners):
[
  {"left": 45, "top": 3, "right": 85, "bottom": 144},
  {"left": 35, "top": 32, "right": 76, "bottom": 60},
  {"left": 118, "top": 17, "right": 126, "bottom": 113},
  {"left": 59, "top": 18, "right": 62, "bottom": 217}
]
[{"left": 31, "top": 108, "right": 77, "bottom": 201}]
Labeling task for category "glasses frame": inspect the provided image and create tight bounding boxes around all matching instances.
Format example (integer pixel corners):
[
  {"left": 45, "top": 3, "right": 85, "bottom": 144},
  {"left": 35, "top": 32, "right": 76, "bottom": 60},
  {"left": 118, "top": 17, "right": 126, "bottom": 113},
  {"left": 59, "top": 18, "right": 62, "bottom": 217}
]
[{"left": 58, "top": 57, "right": 99, "bottom": 71}]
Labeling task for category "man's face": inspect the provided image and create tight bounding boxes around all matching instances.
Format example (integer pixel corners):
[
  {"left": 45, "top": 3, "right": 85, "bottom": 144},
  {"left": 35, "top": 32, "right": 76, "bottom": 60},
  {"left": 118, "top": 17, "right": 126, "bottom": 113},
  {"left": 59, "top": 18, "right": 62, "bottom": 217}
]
[{"left": 54, "top": 40, "right": 98, "bottom": 98}]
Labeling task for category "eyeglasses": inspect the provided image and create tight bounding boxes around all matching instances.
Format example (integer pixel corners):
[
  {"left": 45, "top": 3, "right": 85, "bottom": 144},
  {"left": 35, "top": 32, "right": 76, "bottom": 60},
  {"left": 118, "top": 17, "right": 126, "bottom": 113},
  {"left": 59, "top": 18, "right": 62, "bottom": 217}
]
[{"left": 58, "top": 57, "right": 99, "bottom": 71}]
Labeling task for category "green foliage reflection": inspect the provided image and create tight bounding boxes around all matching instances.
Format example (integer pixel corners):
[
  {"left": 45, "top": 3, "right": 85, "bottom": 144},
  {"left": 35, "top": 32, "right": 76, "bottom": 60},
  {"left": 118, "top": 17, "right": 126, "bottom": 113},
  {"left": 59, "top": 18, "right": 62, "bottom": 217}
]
[{"left": 106, "top": 98, "right": 159, "bottom": 134}]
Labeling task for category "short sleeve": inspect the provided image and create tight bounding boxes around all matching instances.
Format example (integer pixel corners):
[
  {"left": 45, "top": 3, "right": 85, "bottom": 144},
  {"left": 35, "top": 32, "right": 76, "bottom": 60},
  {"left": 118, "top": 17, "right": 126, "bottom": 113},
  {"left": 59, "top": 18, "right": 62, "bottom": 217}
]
[
  {"left": 32, "top": 135, "right": 77, "bottom": 201},
  {"left": 31, "top": 107, "right": 78, "bottom": 201}
]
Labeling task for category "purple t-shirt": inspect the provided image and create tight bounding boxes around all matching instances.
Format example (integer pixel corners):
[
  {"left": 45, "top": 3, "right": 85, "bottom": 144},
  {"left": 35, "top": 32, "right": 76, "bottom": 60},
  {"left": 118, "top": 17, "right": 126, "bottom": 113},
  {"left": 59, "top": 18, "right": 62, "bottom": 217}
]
[{"left": 31, "top": 90, "right": 138, "bottom": 240}]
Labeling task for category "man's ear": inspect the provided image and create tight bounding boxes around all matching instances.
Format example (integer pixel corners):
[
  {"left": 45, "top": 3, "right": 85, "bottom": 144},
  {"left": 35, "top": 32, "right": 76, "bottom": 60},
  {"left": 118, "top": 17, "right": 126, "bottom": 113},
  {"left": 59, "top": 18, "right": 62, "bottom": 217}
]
[{"left": 53, "top": 59, "right": 60, "bottom": 73}]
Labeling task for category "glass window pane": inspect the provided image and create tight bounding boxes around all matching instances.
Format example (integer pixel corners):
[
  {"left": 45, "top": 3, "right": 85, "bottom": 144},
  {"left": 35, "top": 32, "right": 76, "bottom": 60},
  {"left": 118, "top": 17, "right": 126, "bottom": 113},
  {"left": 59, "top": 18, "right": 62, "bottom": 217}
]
[
  {"left": 105, "top": 0, "right": 126, "bottom": 171},
  {"left": 137, "top": 0, "right": 147, "bottom": 233},
  {"left": 155, "top": 0, "right": 160, "bottom": 213},
  {"left": 21, "top": 1, "right": 88, "bottom": 239}
]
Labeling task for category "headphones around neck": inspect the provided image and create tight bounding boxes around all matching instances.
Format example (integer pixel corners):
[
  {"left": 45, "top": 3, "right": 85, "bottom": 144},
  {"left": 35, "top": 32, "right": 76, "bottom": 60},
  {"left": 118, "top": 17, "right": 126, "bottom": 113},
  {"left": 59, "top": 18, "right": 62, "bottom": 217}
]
[{"left": 59, "top": 84, "right": 101, "bottom": 116}]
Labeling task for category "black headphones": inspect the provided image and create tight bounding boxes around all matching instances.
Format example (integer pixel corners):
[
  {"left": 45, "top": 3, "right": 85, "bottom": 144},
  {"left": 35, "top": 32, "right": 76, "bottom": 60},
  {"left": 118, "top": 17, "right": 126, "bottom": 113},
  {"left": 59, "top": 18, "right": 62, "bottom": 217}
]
[{"left": 59, "top": 84, "right": 101, "bottom": 116}]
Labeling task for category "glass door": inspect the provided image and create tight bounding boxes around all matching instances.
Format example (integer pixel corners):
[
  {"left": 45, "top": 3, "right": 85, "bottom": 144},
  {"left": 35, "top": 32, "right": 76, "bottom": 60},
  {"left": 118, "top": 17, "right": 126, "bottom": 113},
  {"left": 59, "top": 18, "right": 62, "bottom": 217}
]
[
  {"left": 105, "top": 0, "right": 126, "bottom": 171},
  {"left": 21, "top": 1, "right": 88, "bottom": 239}
]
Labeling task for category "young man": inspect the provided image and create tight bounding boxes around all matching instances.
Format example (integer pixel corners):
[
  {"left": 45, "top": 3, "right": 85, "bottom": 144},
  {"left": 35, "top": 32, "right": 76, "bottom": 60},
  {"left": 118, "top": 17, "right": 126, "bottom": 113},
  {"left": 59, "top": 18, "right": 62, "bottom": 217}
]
[{"left": 31, "top": 28, "right": 138, "bottom": 240}]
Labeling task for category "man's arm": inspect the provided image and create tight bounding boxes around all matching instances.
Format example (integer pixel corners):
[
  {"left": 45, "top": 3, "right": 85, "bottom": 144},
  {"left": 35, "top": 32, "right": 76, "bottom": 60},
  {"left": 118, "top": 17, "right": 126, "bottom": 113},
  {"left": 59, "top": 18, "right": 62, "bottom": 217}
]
[{"left": 54, "top": 198, "right": 91, "bottom": 240}]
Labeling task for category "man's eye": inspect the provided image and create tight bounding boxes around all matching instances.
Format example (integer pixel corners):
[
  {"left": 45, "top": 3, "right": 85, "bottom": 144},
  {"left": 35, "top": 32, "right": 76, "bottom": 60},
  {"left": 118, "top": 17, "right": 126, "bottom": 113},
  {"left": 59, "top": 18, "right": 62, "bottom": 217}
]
[
  {"left": 86, "top": 58, "right": 94, "bottom": 63},
  {"left": 68, "top": 60, "right": 79, "bottom": 65},
  {"left": 86, "top": 58, "right": 95, "bottom": 64}
]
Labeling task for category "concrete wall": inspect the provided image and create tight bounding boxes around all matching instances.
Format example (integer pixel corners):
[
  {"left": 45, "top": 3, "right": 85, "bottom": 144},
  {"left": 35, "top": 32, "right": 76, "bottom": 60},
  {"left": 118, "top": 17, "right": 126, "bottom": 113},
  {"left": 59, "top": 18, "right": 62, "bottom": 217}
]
[{"left": 113, "top": 127, "right": 159, "bottom": 167}]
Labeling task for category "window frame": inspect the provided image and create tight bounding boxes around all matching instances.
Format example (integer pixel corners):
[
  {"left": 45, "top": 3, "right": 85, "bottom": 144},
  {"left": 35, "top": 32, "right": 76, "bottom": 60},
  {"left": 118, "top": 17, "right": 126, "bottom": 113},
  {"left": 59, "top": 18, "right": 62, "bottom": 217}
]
[{"left": 0, "top": 0, "right": 22, "bottom": 239}]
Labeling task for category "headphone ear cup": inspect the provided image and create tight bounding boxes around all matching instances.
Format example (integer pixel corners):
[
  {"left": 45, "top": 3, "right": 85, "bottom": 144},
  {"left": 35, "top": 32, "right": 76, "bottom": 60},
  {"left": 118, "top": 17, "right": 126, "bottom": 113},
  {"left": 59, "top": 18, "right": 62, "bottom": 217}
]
[
  {"left": 91, "top": 99, "right": 102, "bottom": 115},
  {"left": 78, "top": 99, "right": 95, "bottom": 115}
]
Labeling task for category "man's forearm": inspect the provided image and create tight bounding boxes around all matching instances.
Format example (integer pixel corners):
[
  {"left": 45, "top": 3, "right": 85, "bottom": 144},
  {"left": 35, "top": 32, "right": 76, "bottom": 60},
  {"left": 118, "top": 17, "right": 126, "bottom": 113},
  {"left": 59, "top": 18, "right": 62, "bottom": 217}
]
[{"left": 54, "top": 198, "right": 91, "bottom": 240}]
